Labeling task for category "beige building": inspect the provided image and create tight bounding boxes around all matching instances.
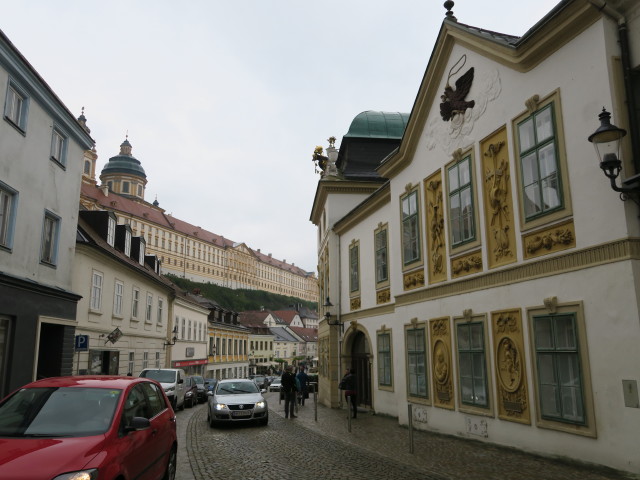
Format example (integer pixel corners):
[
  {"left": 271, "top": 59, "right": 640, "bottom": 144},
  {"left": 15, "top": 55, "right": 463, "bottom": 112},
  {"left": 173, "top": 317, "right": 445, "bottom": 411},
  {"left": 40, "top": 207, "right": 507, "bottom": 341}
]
[{"left": 79, "top": 137, "right": 318, "bottom": 302}]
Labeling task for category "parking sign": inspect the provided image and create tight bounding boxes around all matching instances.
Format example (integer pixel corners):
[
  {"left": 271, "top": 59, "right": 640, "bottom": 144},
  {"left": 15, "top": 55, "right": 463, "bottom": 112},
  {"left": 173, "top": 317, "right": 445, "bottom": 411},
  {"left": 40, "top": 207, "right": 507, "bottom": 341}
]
[{"left": 75, "top": 334, "right": 89, "bottom": 351}]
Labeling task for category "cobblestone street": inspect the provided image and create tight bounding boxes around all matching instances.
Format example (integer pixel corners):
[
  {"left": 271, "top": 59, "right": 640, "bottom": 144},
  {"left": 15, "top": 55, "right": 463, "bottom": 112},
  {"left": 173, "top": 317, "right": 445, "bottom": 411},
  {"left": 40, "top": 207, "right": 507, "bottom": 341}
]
[{"left": 175, "top": 392, "right": 637, "bottom": 480}]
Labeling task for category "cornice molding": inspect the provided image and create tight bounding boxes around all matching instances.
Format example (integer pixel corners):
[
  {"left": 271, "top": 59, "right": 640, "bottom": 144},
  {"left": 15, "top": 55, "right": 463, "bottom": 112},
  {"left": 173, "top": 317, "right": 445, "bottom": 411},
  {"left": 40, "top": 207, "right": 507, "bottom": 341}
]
[
  {"left": 396, "top": 238, "right": 640, "bottom": 307},
  {"left": 341, "top": 302, "right": 396, "bottom": 323},
  {"left": 310, "top": 180, "right": 385, "bottom": 225}
]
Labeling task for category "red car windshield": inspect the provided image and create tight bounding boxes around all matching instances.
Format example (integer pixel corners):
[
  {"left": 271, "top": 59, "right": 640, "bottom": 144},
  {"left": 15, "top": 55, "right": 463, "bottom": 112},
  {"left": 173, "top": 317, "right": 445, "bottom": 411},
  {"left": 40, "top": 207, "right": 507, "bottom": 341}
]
[{"left": 0, "top": 387, "right": 122, "bottom": 437}]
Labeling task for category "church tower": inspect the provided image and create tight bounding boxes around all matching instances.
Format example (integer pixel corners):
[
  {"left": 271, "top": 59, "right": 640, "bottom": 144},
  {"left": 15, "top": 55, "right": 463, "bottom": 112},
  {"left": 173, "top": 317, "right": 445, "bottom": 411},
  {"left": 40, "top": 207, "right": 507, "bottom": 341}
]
[
  {"left": 99, "top": 136, "right": 147, "bottom": 200},
  {"left": 77, "top": 108, "right": 98, "bottom": 186}
]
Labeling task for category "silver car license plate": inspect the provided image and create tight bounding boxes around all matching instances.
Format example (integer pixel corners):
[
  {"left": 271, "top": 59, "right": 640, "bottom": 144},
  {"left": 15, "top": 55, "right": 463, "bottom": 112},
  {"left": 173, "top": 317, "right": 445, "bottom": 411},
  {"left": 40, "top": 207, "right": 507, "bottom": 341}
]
[{"left": 231, "top": 410, "right": 251, "bottom": 417}]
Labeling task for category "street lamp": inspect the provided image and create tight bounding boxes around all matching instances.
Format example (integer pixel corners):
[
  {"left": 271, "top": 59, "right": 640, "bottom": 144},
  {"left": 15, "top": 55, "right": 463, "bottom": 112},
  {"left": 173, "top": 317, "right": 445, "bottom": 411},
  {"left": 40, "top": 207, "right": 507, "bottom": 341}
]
[
  {"left": 588, "top": 107, "right": 640, "bottom": 199},
  {"left": 163, "top": 326, "right": 178, "bottom": 347},
  {"left": 323, "top": 297, "right": 342, "bottom": 331}
]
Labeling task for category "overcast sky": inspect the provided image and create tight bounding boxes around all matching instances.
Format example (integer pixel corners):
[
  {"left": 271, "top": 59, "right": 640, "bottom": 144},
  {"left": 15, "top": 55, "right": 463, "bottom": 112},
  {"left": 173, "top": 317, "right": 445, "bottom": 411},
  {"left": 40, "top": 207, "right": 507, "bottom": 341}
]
[{"left": 2, "top": 0, "right": 559, "bottom": 274}]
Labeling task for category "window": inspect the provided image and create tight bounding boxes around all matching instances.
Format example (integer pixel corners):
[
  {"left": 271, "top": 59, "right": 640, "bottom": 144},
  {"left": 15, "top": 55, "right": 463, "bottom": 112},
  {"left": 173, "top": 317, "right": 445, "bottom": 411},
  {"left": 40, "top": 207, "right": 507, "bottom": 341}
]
[
  {"left": 0, "top": 182, "right": 18, "bottom": 250},
  {"left": 401, "top": 190, "right": 421, "bottom": 265},
  {"left": 84, "top": 160, "right": 91, "bottom": 175},
  {"left": 349, "top": 243, "right": 359, "bottom": 293},
  {"left": 181, "top": 317, "right": 185, "bottom": 339},
  {"left": 107, "top": 216, "right": 116, "bottom": 246},
  {"left": 448, "top": 155, "right": 475, "bottom": 246},
  {"left": 518, "top": 103, "right": 562, "bottom": 220},
  {"left": 456, "top": 321, "right": 488, "bottom": 407},
  {"left": 113, "top": 281, "right": 124, "bottom": 316},
  {"left": 142, "top": 351, "right": 148, "bottom": 370},
  {"left": 4, "top": 81, "right": 28, "bottom": 131},
  {"left": 40, "top": 211, "right": 60, "bottom": 265},
  {"left": 139, "top": 242, "right": 145, "bottom": 264},
  {"left": 124, "top": 230, "right": 131, "bottom": 257},
  {"left": 157, "top": 298, "right": 163, "bottom": 325},
  {"left": 0, "top": 316, "right": 12, "bottom": 394},
  {"left": 155, "top": 351, "right": 160, "bottom": 368},
  {"left": 132, "top": 287, "right": 140, "bottom": 319},
  {"left": 533, "top": 313, "right": 584, "bottom": 424},
  {"left": 377, "top": 331, "right": 392, "bottom": 387},
  {"left": 406, "top": 326, "right": 428, "bottom": 398},
  {"left": 145, "top": 294, "right": 153, "bottom": 323},
  {"left": 50, "top": 127, "right": 68, "bottom": 166},
  {"left": 375, "top": 227, "right": 388, "bottom": 284},
  {"left": 90, "top": 270, "right": 103, "bottom": 311},
  {"left": 128, "top": 352, "right": 135, "bottom": 375},
  {"left": 137, "top": 185, "right": 143, "bottom": 197},
  {"left": 122, "top": 181, "right": 130, "bottom": 194}
]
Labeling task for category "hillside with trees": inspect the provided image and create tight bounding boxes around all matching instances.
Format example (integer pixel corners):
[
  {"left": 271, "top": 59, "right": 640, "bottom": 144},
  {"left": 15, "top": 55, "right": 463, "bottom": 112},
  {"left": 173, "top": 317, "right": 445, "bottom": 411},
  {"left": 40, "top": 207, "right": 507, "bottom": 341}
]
[{"left": 165, "top": 274, "right": 317, "bottom": 313}]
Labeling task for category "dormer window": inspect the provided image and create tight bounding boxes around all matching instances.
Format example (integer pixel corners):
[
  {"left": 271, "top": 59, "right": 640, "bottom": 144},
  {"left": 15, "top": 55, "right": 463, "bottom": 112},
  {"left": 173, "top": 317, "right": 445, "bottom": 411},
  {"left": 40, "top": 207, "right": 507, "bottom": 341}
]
[
  {"left": 106, "top": 216, "right": 116, "bottom": 246},
  {"left": 125, "top": 230, "right": 131, "bottom": 257},
  {"left": 139, "top": 242, "right": 145, "bottom": 264}
]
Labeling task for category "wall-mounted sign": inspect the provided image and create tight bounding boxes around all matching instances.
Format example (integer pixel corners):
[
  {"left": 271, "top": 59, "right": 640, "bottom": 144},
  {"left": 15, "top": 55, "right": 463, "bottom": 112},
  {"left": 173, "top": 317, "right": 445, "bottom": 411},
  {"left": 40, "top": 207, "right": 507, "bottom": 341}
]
[
  {"left": 185, "top": 347, "right": 195, "bottom": 357},
  {"left": 106, "top": 328, "right": 123, "bottom": 345},
  {"left": 75, "top": 335, "right": 89, "bottom": 351}
]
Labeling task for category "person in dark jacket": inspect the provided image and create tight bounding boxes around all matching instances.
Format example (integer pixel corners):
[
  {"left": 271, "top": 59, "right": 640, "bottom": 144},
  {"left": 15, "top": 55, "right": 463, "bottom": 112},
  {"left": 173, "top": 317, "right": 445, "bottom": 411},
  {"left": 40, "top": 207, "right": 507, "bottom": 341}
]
[
  {"left": 296, "top": 366, "right": 310, "bottom": 406},
  {"left": 341, "top": 368, "right": 357, "bottom": 418},
  {"left": 281, "top": 365, "right": 297, "bottom": 418}
]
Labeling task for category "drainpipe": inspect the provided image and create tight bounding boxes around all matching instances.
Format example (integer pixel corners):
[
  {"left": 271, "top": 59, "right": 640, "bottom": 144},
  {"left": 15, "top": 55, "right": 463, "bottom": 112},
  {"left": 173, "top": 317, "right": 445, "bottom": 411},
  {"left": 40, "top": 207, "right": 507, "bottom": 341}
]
[{"left": 590, "top": 0, "right": 640, "bottom": 173}]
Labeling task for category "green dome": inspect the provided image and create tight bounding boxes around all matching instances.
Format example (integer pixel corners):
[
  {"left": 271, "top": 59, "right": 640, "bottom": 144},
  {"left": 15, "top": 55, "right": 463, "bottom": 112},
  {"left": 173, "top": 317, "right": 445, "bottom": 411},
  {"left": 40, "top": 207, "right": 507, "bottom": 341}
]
[
  {"left": 344, "top": 111, "right": 409, "bottom": 139},
  {"left": 101, "top": 138, "right": 146, "bottom": 178}
]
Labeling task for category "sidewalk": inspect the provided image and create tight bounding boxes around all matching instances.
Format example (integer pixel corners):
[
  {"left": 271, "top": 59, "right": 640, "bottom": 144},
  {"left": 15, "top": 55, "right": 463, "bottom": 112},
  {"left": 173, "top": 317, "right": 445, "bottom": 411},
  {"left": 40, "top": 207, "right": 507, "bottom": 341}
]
[{"left": 267, "top": 392, "right": 637, "bottom": 480}]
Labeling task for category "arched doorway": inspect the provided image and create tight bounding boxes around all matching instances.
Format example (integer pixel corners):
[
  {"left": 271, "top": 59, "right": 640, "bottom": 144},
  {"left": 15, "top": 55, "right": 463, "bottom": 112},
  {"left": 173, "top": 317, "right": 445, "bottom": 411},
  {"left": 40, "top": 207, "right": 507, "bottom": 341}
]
[{"left": 345, "top": 331, "right": 372, "bottom": 408}]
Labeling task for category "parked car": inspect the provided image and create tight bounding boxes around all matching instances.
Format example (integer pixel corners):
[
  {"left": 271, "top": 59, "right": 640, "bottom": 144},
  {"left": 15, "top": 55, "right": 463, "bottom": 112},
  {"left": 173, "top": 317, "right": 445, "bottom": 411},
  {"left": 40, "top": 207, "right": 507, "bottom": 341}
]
[
  {"left": 139, "top": 367, "right": 187, "bottom": 411},
  {"left": 207, "top": 378, "right": 268, "bottom": 427},
  {"left": 268, "top": 377, "right": 282, "bottom": 392},
  {"left": 191, "top": 375, "right": 207, "bottom": 403},
  {"left": 0, "top": 375, "right": 177, "bottom": 480},
  {"left": 184, "top": 376, "right": 199, "bottom": 408},
  {"left": 205, "top": 378, "right": 218, "bottom": 396},
  {"left": 249, "top": 374, "right": 269, "bottom": 390}
]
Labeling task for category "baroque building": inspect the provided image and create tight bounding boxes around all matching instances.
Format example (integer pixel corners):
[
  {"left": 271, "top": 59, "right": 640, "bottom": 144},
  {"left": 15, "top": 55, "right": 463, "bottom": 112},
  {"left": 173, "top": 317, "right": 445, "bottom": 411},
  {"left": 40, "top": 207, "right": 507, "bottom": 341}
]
[
  {"left": 312, "top": 0, "right": 640, "bottom": 475},
  {"left": 80, "top": 136, "right": 318, "bottom": 302}
]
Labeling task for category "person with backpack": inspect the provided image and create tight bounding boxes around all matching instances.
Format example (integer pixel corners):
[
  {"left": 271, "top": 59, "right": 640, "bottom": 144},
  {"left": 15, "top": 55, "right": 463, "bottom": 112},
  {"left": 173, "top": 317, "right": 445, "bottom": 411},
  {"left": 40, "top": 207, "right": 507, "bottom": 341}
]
[
  {"left": 296, "top": 366, "right": 310, "bottom": 406},
  {"left": 340, "top": 368, "right": 357, "bottom": 418}
]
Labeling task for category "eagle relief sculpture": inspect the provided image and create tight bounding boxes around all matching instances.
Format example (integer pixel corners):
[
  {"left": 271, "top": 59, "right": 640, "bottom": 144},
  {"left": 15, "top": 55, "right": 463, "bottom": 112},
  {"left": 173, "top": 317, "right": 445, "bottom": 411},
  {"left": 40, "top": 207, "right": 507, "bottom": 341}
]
[{"left": 440, "top": 57, "right": 476, "bottom": 122}]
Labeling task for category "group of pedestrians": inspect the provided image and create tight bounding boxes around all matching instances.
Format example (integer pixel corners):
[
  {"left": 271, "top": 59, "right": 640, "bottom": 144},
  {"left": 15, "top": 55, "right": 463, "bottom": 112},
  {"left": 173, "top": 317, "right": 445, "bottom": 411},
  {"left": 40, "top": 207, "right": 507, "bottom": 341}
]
[
  {"left": 280, "top": 365, "right": 358, "bottom": 419},
  {"left": 280, "top": 365, "right": 311, "bottom": 418}
]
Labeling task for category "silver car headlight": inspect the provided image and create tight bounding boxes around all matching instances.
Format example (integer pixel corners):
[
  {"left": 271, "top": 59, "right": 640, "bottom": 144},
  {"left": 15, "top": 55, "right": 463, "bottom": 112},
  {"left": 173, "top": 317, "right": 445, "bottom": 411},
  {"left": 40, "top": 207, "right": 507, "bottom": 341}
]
[
  {"left": 255, "top": 401, "right": 266, "bottom": 409},
  {"left": 214, "top": 403, "right": 227, "bottom": 410}
]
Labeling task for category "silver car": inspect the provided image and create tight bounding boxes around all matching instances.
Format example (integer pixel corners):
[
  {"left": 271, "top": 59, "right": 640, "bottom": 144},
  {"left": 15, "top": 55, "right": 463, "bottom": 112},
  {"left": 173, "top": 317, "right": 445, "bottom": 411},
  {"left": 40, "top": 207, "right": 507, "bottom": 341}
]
[{"left": 207, "top": 379, "right": 268, "bottom": 427}]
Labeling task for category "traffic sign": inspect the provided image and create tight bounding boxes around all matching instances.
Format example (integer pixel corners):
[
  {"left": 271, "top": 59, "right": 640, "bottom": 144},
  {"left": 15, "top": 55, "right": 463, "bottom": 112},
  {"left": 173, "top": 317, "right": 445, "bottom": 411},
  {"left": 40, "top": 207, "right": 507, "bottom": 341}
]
[{"left": 75, "top": 334, "right": 89, "bottom": 351}]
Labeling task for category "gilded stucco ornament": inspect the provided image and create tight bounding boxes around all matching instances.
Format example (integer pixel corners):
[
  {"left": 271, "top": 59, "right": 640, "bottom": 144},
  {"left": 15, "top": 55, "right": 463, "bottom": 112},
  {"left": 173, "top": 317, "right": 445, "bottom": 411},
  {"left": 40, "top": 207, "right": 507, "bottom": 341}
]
[
  {"left": 484, "top": 141, "right": 512, "bottom": 260},
  {"left": 526, "top": 228, "right": 574, "bottom": 254},
  {"left": 452, "top": 255, "right": 482, "bottom": 275},
  {"left": 430, "top": 318, "right": 454, "bottom": 408},
  {"left": 426, "top": 179, "right": 445, "bottom": 275}
]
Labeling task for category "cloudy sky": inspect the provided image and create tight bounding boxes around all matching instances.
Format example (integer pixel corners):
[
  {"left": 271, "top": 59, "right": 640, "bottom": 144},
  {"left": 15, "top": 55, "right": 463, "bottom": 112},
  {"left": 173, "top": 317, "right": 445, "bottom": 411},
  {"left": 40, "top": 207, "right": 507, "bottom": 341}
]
[{"left": 2, "top": 0, "right": 559, "bottom": 273}]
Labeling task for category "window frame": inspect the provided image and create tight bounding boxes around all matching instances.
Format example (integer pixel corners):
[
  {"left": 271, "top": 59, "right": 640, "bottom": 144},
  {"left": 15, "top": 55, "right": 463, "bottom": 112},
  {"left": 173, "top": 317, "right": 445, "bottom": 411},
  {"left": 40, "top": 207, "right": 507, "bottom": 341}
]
[
  {"left": 131, "top": 287, "right": 140, "bottom": 320},
  {"left": 0, "top": 181, "right": 18, "bottom": 251},
  {"left": 349, "top": 241, "right": 360, "bottom": 294},
  {"left": 527, "top": 301, "right": 595, "bottom": 437},
  {"left": 145, "top": 293, "right": 153, "bottom": 323},
  {"left": 157, "top": 298, "right": 164, "bottom": 325},
  {"left": 40, "top": 210, "right": 61, "bottom": 266},
  {"left": 513, "top": 91, "right": 572, "bottom": 231},
  {"left": 113, "top": 280, "right": 124, "bottom": 317},
  {"left": 50, "top": 126, "right": 69, "bottom": 168},
  {"left": 374, "top": 224, "right": 389, "bottom": 286},
  {"left": 405, "top": 321, "right": 430, "bottom": 403},
  {"left": 446, "top": 153, "right": 477, "bottom": 249},
  {"left": 4, "top": 80, "right": 29, "bottom": 133},
  {"left": 377, "top": 329, "right": 393, "bottom": 390},
  {"left": 90, "top": 270, "right": 104, "bottom": 312},
  {"left": 400, "top": 188, "right": 422, "bottom": 268},
  {"left": 454, "top": 316, "right": 493, "bottom": 416}
]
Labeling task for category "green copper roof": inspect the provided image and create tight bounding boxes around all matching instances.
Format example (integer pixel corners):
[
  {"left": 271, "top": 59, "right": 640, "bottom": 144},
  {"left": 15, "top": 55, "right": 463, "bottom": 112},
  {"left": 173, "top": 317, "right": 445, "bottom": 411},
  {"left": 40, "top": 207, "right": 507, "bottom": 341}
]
[
  {"left": 344, "top": 111, "right": 409, "bottom": 139},
  {"left": 101, "top": 156, "right": 147, "bottom": 178}
]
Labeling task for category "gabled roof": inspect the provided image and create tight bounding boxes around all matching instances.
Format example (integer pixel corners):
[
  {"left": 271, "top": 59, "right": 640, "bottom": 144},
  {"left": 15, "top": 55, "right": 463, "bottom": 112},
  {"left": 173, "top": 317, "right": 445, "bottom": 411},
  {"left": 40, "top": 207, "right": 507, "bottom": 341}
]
[
  {"left": 269, "top": 327, "right": 299, "bottom": 342},
  {"left": 289, "top": 327, "right": 318, "bottom": 342},
  {"left": 273, "top": 310, "right": 299, "bottom": 325}
]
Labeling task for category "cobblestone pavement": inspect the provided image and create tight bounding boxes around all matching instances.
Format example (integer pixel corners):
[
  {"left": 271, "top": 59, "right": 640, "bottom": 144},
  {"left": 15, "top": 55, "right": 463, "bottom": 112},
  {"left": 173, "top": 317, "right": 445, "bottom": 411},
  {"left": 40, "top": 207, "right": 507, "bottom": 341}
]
[{"left": 177, "top": 392, "right": 638, "bottom": 480}]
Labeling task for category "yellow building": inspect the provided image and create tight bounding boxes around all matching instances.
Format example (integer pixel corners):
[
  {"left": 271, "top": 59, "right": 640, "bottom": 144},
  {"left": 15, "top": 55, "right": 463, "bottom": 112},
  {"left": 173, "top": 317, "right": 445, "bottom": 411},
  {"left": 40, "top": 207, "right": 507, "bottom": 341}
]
[{"left": 79, "top": 136, "right": 318, "bottom": 302}]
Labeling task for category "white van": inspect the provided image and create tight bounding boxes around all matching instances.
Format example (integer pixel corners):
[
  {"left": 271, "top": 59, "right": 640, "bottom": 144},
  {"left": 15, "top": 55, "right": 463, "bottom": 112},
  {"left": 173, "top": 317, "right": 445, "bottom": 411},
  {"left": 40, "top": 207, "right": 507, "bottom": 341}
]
[{"left": 139, "top": 368, "right": 187, "bottom": 410}]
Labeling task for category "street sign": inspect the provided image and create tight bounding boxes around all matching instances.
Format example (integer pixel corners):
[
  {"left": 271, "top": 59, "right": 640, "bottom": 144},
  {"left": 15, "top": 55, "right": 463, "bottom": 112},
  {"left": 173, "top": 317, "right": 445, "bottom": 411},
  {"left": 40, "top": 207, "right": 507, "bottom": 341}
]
[{"left": 75, "top": 334, "right": 89, "bottom": 351}]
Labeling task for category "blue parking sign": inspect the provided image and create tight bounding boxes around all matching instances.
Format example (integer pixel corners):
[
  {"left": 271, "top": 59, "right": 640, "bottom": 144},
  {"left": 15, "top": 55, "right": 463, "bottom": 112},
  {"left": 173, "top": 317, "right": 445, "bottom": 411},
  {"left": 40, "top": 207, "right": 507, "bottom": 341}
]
[{"left": 75, "top": 334, "right": 89, "bottom": 351}]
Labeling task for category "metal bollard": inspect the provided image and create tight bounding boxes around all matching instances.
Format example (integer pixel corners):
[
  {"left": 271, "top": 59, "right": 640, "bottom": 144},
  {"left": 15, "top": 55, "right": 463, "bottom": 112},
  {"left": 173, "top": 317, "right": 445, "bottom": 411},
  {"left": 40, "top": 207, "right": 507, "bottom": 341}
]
[
  {"left": 347, "top": 395, "right": 352, "bottom": 433},
  {"left": 408, "top": 403, "right": 414, "bottom": 454},
  {"left": 313, "top": 383, "right": 318, "bottom": 422}
]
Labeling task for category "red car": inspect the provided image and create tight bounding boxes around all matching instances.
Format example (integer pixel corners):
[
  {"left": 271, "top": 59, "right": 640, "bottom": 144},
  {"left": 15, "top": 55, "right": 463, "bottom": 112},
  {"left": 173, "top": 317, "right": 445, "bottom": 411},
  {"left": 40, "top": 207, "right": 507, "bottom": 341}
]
[{"left": 0, "top": 376, "right": 177, "bottom": 480}]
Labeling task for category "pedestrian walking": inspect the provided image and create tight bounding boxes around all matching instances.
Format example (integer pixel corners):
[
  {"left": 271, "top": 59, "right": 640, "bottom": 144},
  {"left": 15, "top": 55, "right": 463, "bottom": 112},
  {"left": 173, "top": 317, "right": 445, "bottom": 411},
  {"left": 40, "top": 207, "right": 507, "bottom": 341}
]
[
  {"left": 296, "top": 366, "right": 310, "bottom": 406},
  {"left": 340, "top": 368, "right": 357, "bottom": 418},
  {"left": 281, "top": 365, "right": 297, "bottom": 418}
]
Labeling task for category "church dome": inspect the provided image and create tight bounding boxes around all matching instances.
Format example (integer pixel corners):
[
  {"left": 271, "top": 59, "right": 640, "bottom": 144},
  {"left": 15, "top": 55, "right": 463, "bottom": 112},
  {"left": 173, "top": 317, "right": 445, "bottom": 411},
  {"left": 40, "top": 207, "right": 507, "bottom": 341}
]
[
  {"left": 344, "top": 111, "right": 409, "bottom": 139},
  {"left": 100, "top": 138, "right": 147, "bottom": 179}
]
